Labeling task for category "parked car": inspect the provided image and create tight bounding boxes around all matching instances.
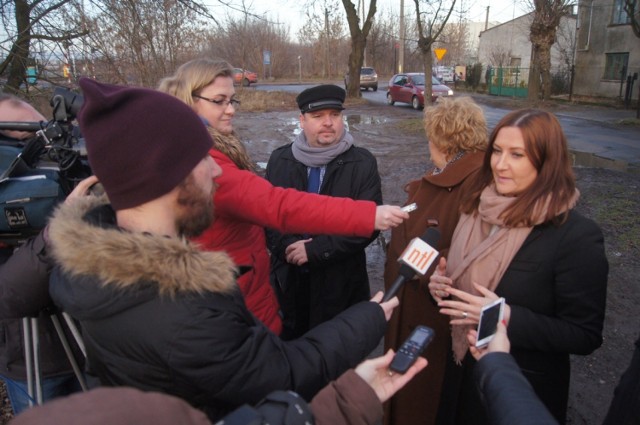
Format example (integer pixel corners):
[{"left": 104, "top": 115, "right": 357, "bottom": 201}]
[
  {"left": 232, "top": 68, "right": 258, "bottom": 86},
  {"left": 386, "top": 73, "right": 454, "bottom": 109},
  {"left": 344, "top": 67, "right": 378, "bottom": 91}
]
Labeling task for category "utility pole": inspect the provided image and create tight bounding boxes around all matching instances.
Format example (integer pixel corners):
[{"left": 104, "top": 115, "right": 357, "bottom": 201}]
[
  {"left": 485, "top": 5, "right": 490, "bottom": 30},
  {"left": 325, "top": 8, "right": 330, "bottom": 78},
  {"left": 399, "top": 0, "right": 405, "bottom": 73}
]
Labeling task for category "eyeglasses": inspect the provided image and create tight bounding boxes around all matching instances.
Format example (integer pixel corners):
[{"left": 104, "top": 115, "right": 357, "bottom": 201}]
[{"left": 192, "top": 94, "right": 241, "bottom": 108}]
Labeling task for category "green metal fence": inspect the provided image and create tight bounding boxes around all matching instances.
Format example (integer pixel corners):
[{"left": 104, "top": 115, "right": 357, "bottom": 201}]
[{"left": 487, "top": 67, "right": 529, "bottom": 98}]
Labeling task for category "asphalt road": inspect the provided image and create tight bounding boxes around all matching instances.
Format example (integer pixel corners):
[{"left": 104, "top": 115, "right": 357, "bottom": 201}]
[{"left": 256, "top": 83, "right": 640, "bottom": 173}]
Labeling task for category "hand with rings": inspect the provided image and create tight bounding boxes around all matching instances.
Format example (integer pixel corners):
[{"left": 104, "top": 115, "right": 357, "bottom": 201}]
[
  {"left": 437, "top": 283, "right": 507, "bottom": 325},
  {"left": 428, "top": 257, "right": 452, "bottom": 303}
]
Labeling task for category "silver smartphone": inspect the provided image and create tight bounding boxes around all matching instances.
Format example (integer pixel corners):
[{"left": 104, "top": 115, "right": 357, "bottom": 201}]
[
  {"left": 475, "top": 298, "right": 505, "bottom": 348},
  {"left": 401, "top": 202, "right": 417, "bottom": 213}
]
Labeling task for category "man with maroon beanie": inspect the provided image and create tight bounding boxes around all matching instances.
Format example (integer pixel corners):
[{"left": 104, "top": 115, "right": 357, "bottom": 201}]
[{"left": 45, "top": 78, "right": 399, "bottom": 421}]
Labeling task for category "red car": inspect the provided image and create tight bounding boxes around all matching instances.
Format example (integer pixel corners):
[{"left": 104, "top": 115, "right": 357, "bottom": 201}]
[
  {"left": 387, "top": 73, "right": 454, "bottom": 110},
  {"left": 232, "top": 68, "right": 258, "bottom": 86}
]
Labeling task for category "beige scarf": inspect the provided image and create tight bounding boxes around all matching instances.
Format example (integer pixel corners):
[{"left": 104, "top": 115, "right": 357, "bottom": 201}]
[{"left": 447, "top": 184, "right": 579, "bottom": 363}]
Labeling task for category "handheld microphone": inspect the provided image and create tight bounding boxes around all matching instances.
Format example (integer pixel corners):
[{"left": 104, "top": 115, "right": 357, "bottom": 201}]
[{"left": 381, "top": 227, "right": 440, "bottom": 302}]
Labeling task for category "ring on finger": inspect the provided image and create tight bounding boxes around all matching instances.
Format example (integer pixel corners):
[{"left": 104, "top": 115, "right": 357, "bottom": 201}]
[{"left": 461, "top": 311, "right": 468, "bottom": 319}]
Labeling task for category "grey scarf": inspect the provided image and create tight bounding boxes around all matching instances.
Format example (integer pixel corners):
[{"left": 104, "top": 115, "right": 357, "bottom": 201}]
[{"left": 291, "top": 130, "right": 354, "bottom": 167}]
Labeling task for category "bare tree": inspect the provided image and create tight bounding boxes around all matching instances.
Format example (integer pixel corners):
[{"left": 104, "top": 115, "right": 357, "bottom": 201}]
[
  {"left": 207, "top": 15, "right": 297, "bottom": 79},
  {"left": 439, "top": 18, "right": 469, "bottom": 66},
  {"left": 413, "top": 0, "right": 457, "bottom": 106},
  {"left": 527, "top": 0, "right": 572, "bottom": 101},
  {"left": 488, "top": 45, "right": 512, "bottom": 68},
  {"left": 82, "top": 0, "right": 209, "bottom": 86},
  {"left": 365, "top": 8, "right": 398, "bottom": 75},
  {"left": 342, "top": 0, "right": 377, "bottom": 98},
  {"left": 443, "top": 0, "right": 475, "bottom": 65},
  {"left": 299, "top": 0, "right": 349, "bottom": 79},
  {"left": 0, "top": 0, "right": 87, "bottom": 93}
]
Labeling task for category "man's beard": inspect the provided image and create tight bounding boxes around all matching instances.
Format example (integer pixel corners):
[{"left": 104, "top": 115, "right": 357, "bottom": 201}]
[{"left": 175, "top": 175, "right": 216, "bottom": 238}]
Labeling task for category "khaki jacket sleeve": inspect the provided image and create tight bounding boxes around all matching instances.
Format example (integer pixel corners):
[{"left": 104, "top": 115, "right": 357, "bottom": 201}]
[{"left": 310, "top": 369, "right": 382, "bottom": 425}]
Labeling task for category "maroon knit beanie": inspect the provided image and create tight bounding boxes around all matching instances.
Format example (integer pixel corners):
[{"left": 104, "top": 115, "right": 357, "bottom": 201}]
[{"left": 78, "top": 78, "right": 212, "bottom": 210}]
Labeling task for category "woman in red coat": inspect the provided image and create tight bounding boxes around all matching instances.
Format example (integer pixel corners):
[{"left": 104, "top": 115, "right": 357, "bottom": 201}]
[{"left": 158, "top": 58, "right": 407, "bottom": 334}]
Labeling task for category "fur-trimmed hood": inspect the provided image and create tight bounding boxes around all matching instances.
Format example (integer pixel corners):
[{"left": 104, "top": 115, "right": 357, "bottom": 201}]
[{"left": 47, "top": 195, "right": 237, "bottom": 319}]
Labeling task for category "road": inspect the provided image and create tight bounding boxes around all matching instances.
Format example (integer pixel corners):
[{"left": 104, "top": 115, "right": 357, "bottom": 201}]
[{"left": 255, "top": 83, "right": 640, "bottom": 173}]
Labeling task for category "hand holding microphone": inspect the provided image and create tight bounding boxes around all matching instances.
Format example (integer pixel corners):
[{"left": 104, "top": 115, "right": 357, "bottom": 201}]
[{"left": 382, "top": 227, "right": 441, "bottom": 303}]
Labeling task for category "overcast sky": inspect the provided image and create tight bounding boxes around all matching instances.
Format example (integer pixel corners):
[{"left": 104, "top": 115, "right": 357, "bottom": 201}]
[{"left": 207, "top": 0, "right": 532, "bottom": 42}]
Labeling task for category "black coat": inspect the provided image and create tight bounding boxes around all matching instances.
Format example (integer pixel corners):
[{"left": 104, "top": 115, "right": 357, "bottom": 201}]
[
  {"left": 47, "top": 197, "right": 387, "bottom": 422},
  {"left": 474, "top": 352, "right": 558, "bottom": 425},
  {"left": 265, "top": 144, "right": 382, "bottom": 338},
  {"left": 441, "top": 210, "right": 608, "bottom": 425},
  {"left": 475, "top": 330, "right": 640, "bottom": 425}
]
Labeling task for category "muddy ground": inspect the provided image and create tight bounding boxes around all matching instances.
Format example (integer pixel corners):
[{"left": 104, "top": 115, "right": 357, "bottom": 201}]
[
  {"left": 1, "top": 96, "right": 638, "bottom": 424},
  {"left": 235, "top": 97, "right": 640, "bottom": 425}
]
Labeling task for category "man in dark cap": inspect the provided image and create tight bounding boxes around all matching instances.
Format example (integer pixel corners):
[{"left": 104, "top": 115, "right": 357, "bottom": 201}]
[
  {"left": 265, "top": 84, "right": 383, "bottom": 340},
  {"left": 46, "top": 78, "right": 399, "bottom": 421}
]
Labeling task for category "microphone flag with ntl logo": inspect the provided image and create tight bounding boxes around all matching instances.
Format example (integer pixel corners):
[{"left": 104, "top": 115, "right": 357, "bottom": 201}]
[{"left": 398, "top": 236, "right": 439, "bottom": 275}]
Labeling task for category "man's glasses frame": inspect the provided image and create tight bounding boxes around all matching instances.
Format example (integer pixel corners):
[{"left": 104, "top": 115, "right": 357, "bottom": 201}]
[{"left": 192, "top": 94, "right": 241, "bottom": 108}]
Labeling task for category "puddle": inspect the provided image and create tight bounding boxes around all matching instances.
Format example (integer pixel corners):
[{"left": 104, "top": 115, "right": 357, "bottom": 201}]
[
  {"left": 345, "top": 115, "right": 390, "bottom": 127},
  {"left": 284, "top": 115, "right": 390, "bottom": 134},
  {"left": 570, "top": 150, "right": 632, "bottom": 173}
]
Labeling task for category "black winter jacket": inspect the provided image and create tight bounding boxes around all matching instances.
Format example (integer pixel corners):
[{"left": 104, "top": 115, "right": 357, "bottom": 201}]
[
  {"left": 47, "top": 196, "right": 387, "bottom": 422},
  {"left": 265, "top": 144, "right": 382, "bottom": 335},
  {"left": 440, "top": 210, "right": 608, "bottom": 425}
]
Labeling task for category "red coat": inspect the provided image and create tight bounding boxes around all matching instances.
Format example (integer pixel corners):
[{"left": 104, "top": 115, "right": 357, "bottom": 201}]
[{"left": 192, "top": 149, "right": 377, "bottom": 334}]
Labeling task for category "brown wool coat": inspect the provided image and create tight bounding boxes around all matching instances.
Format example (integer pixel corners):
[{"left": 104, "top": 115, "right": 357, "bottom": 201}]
[{"left": 383, "top": 152, "right": 483, "bottom": 425}]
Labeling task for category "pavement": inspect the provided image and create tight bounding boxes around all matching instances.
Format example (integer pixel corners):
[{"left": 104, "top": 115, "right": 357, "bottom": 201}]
[{"left": 464, "top": 92, "right": 640, "bottom": 174}]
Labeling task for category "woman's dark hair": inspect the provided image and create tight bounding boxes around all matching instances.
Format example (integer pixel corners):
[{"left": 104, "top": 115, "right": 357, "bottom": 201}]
[{"left": 460, "top": 109, "right": 576, "bottom": 227}]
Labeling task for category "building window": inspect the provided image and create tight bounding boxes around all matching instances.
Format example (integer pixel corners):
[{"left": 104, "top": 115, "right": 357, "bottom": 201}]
[
  {"left": 510, "top": 57, "right": 522, "bottom": 67},
  {"left": 612, "top": 0, "right": 632, "bottom": 24},
  {"left": 604, "top": 53, "right": 629, "bottom": 80}
]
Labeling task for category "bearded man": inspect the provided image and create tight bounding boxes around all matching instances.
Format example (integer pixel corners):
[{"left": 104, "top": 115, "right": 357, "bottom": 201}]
[{"left": 47, "top": 79, "right": 398, "bottom": 422}]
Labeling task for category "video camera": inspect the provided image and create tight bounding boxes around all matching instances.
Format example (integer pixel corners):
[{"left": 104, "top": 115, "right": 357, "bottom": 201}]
[
  {"left": 214, "top": 390, "right": 314, "bottom": 425},
  {"left": 0, "top": 87, "right": 91, "bottom": 245}
]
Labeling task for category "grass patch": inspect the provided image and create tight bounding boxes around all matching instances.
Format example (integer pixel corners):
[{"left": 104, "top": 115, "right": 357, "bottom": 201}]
[
  {"left": 583, "top": 183, "right": 640, "bottom": 253},
  {"left": 394, "top": 117, "right": 425, "bottom": 135},
  {"left": 616, "top": 118, "right": 640, "bottom": 126},
  {"left": 237, "top": 88, "right": 372, "bottom": 113},
  {"left": 236, "top": 89, "right": 298, "bottom": 112}
]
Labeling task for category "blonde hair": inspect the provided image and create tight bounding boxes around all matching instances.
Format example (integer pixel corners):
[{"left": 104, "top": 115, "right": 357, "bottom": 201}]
[
  {"left": 423, "top": 97, "right": 488, "bottom": 158},
  {"left": 157, "top": 58, "right": 234, "bottom": 108},
  {"left": 158, "top": 58, "right": 255, "bottom": 171}
]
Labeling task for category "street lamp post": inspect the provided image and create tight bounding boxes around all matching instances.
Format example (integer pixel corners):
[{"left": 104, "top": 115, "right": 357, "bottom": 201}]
[{"left": 298, "top": 56, "right": 302, "bottom": 83}]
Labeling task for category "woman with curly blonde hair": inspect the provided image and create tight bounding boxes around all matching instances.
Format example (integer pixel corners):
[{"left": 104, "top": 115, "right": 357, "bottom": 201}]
[{"left": 383, "top": 96, "right": 488, "bottom": 425}]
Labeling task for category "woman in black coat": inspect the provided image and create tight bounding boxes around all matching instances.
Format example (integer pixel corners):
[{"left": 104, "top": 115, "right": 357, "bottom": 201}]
[{"left": 429, "top": 109, "right": 608, "bottom": 425}]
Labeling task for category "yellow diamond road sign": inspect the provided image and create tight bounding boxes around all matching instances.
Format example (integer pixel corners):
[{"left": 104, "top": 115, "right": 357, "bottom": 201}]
[{"left": 434, "top": 48, "right": 447, "bottom": 60}]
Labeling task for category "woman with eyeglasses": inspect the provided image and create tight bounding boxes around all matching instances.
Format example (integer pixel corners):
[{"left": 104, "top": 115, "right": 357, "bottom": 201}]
[{"left": 158, "top": 58, "right": 407, "bottom": 335}]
